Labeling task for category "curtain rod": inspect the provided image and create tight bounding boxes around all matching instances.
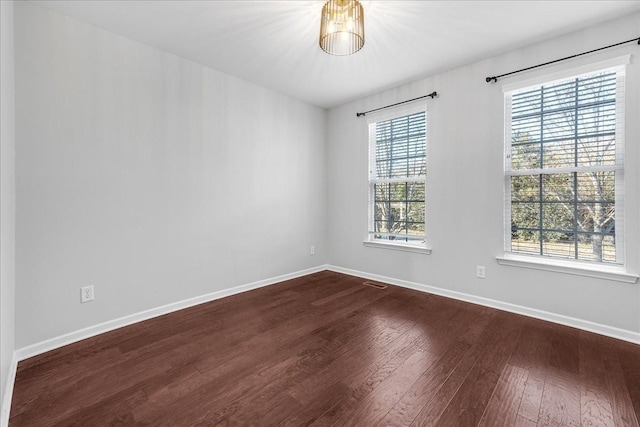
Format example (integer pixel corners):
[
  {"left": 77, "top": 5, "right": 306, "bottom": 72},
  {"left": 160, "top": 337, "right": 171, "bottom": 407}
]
[
  {"left": 356, "top": 91, "right": 437, "bottom": 117},
  {"left": 486, "top": 37, "right": 639, "bottom": 83}
]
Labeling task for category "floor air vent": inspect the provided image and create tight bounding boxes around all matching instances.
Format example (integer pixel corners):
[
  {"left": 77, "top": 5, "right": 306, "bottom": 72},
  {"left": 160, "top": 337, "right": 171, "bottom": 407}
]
[{"left": 363, "top": 281, "right": 387, "bottom": 290}]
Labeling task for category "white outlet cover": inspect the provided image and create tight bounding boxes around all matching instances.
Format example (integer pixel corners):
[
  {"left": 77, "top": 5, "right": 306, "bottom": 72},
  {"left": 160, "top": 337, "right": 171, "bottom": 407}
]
[
  {"left": 81, "top": 285, "right": 94, "bottom": 303},
  {"left": 476, "top": 266, "right": 486, "bottom": 279}
]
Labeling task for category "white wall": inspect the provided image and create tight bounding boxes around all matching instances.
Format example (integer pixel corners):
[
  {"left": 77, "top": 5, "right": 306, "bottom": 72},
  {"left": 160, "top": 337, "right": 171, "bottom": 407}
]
[
  {"left": 10, "top": 1, "right": 640, "bottom": 355},
  {"left": 327, "top": 13, "right": 640, "bottom": 335},
  {"left": 14, "top": 2, "right": 327, "bottom": 348},
  {"left": 0, "top": 0, "right": 16, "bottom": 418}
]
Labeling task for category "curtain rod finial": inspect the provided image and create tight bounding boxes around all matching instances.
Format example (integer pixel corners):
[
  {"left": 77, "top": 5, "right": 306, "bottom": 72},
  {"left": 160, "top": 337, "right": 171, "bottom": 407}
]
[
  {"left": 486, "top": 76, "right": 498, "bottom": 83},
  {"left": 356, "top": 112, "right": 366, "bottom": 118}
]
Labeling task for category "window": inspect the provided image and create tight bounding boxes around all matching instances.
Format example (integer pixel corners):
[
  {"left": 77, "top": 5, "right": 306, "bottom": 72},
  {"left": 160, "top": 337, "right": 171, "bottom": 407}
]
[
  {"left": 368, "top": 108, "right": 426, "bottom": 247},
  {"left": 505, "top": 66, "right": 625, "bottom": 264}
]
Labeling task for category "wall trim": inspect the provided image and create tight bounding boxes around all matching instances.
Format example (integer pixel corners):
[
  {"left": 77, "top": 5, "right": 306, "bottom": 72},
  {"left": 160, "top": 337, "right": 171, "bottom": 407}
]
[
  {"left": 327, "top": 265, "right": 640, "bottom": 345},
  {"left": 1, "top": 353, "right": 18, "bottom": 427},
  {"left": 14, "top": 265, "right": 328, "bottom": 363},
  {"left": 496, "top": 255, "right": 638, "bottom": 284}
]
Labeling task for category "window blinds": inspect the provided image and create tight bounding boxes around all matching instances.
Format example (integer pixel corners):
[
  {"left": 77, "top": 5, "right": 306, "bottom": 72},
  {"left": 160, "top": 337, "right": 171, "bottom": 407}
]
[
  {"left": 368, "top": 111, "right": 427, "bottom": 243},
  {"left": 504, "top": 66, "right": 625, "bottom": 263}
]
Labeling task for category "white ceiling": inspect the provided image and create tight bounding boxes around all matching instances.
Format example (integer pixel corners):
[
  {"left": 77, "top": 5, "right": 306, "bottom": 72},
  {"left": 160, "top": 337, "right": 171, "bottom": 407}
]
[{"left": 28, "top": 0, "right": 640, "bottom": 109}]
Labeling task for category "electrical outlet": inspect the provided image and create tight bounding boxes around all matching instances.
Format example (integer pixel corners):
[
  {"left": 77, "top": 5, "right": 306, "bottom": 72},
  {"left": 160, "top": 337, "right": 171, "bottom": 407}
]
[
  {"left": 81, "top": 285, "right": 94, "bottom": 303},
  {"left": 310, "top": 246, "right": 316, "bottom": 255},
  {"left": 476, "top": 266, "right": 486, "bottom": 279}
]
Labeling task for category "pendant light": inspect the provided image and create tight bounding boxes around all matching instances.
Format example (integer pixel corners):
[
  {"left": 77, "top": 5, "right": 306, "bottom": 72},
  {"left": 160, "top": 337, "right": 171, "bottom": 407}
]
[{"left": 319, "top": 0, "right": 365, "bottom": 56}]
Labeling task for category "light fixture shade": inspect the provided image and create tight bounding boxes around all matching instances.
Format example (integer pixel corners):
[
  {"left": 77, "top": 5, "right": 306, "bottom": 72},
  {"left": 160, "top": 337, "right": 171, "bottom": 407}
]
[{"left": 319, "top": 0, "right": 365, "bottom": 56}]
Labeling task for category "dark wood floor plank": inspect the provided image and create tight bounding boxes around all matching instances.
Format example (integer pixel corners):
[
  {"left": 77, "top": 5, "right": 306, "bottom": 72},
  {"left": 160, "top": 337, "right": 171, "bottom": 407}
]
[
  {"left": 286, "top": 288, "right": 457, "bottom": 411},
  {"left": 518, "top": 375, "right": 545, "bottom": 424},
  {"left": 416, "top": 305, "right": 488, "bottom": 355},
  {"left": 515, "top": 414, "right": 537, "bottom": 427},
  {"left": 311, "top": 283, "right": 364, "bottom": 306},
  {"left": 538, "top": 366, "right": 581, "bottom": 427},
  {"left": 288, "top": 315, "right": 423, "bottom": 409},
  {"left": 336, "top": 347, "right": 433, "bottom": 425},
  {"left": 140, "top": 331, "right": 331, "bottom": 425},
  {"left": 617, "top": 342, "right": 640, "bottom": 425},
  {"left": 510, "top": 323, "right": 552, "bottom": 424},
  {"left": 509, "top": 323, "right": 547, "bottom": 372},
  {"left": 477, "top": 364, "right": 529, "bottom": 426},
  {"left": 548, "top": 325, "right": 580, "bottom": 375},
  {"left": 420, "top": 309, "right": 521, "bottom": 427},
  {"left": 309, "top": 330, "right": 429, "bottom": 426},
  {"left": 409, "top": 344, "right": 483, "bottom": 426},
  {"left": 143, "top": 286, "right": 399, "bottom": 425},
  {"left": 8, "top": 270, "right": 640, "bottom": 427},
  {"left": 578, "top": 332, "right": 616, "bottom": 427},
  {"left": 411, "top": 313, "right": 529, "bottom": 427},
  {"left": 215, "top": 389, "right": 303, "bottom": 426},
  {"left": 601, "top": 344, "right": 640, "bottom": 426},
  {"left": 281, "top": 382, "right": 351, "bottom": 426},
  {"left": 177, "top": 284, "right": 386, "bottom": 375},
  {"left": 196, "top": 332, "right": 356, "bottom": 425},
  {"left": 133, "top": 365, "right": 212, "bottom": 422},
  {"left": 52, "top": 387, "right": 148, "bottom": 427},
  {"left": 432, "top": 364, "right": 500, "bottom": 427},
  {"left": 474, "top": 311, "right": 524, "bottom": 376},
  {"left": 456, "top": 306, "right": 496, "bottom": 346},
  {"left": 377, "top": 341, "right": 470, "bottom": 426},
  {"left": 11, "top": 350, "right": 171, "bottom": 426},
  {"left": 11, "top": 320, "right": 189, "bottom": 424},
  {"left": 10, "top": 347, "right": 124, "bottom": 418}
]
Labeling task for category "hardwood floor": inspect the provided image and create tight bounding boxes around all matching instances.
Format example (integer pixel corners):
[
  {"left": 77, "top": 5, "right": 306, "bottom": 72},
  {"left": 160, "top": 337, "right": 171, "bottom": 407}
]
[{"left": 9, "top": 270, "right": 640, "bottom": 426}]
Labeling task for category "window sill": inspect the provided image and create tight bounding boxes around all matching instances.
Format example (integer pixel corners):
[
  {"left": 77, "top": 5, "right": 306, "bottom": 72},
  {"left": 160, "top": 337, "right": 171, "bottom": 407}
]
[
  {"left": 363, "top": 240, "right": 432, "bottom": 255},
  {"left": 496, "top": 254, "right": 638, "bottom": 284}
]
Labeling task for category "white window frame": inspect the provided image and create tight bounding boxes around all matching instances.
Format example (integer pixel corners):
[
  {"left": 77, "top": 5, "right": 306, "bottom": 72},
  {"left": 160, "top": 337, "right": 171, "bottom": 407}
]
[
  {"left": 497, "top": 55, "right": 638, "bottom": 283},
  {"left": 363, "top": 103, "right": 430, "bottom": 254}
]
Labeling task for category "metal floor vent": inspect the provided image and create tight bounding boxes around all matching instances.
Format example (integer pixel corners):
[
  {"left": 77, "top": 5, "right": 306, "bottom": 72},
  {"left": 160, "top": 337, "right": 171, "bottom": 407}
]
[{"left": 363, "top": 281, "right": 387, "bottom": 290}]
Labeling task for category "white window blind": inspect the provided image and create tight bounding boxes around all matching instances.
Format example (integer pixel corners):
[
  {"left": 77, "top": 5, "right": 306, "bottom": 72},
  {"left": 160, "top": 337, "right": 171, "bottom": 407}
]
[
  {"left": 504, "top": 65, "right": 625, "bottom": 264},
  {"left": 368, "top": 109, "right": 426, "bottom": 245}
]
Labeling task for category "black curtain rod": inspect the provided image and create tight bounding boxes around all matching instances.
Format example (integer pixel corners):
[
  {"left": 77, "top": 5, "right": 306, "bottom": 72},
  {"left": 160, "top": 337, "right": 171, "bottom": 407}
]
[
  {"left": 486, "top": 37, "right": 640, "bottom": 83},
  {"left": 356, "top": 91, "right": 437, "bottom": 117}
]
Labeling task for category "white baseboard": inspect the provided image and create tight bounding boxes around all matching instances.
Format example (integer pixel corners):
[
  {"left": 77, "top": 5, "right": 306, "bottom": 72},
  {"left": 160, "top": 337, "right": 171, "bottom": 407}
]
[
  {"left": 327, "top": 265, "right": 640, "bottom": 345},
  {"left": 1, "top": 353, "right": 18, "bottom": 427},
  {"left": 15, "top": 265, "right": 328, "bottom": 363}
]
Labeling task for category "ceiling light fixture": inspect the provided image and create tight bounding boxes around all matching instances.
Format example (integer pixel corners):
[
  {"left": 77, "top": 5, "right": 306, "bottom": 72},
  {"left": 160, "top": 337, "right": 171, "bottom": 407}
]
[{"left": 319, "top": 0, "right": 365, "bottom": 56}]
